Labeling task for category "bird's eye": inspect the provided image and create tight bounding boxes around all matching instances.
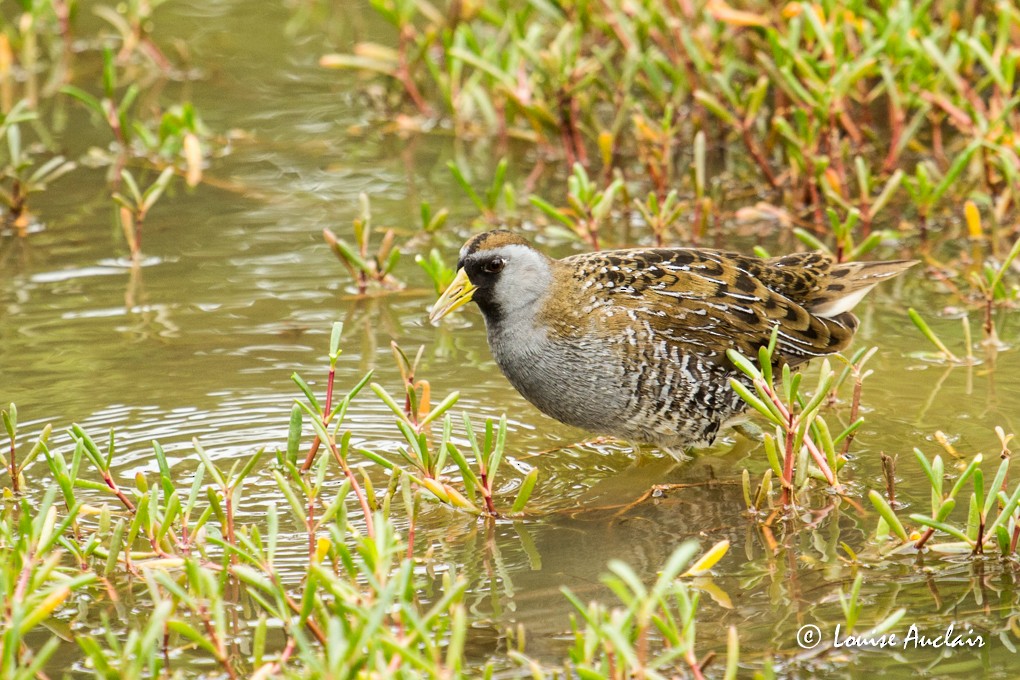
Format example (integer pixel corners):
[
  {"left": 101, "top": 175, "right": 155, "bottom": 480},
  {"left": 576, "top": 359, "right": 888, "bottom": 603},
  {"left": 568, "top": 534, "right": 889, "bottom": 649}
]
[{"left": 482, "top": 258, "right": 505, "bottom": 274}]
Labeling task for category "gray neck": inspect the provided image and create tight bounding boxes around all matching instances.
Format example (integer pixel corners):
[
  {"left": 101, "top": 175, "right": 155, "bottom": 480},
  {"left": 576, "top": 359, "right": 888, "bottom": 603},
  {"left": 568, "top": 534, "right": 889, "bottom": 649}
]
[{"left": 484, "top": 300, "right": 548, "bottom": 369}]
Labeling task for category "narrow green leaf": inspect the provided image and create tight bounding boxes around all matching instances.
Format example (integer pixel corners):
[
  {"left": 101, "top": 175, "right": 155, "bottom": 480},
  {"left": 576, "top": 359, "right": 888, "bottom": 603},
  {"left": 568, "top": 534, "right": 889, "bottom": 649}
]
[
  {"left": 869, "top": 489, "right": 909, "bottom": 542},
  {"left": 510, "top": 468, "right": 539, "bottom": 513}
]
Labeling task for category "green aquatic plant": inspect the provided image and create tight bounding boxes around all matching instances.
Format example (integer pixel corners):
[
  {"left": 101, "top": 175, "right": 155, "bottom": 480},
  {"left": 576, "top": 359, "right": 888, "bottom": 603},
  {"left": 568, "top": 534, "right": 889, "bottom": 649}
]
[
  {"left": 530, "top": 163, "right": 624, "bottom": 250},
  {"left": 8, "top": 312, "right": 1020, "bottom": 677},
  {"left": 94, "top": 0, "right": 174, "bottom": 72},
  {"left": 728, "top": 329, "right": 861, "bottom": 507},
  {"left": 111, "top": 166, "right": 174, "bottom": 259},
  {"left": 324, "top": 193, "right": 403, "bottom": 294},
  {"left": 447, "top": 157, "right": 515, "bottom": 224},
  {"left": 293, "top": 322, "right": 373, "bottom": 473},
  {"left": 513, "top": 540, "right": 737, "bottom": 680},
  {"left": 0, "top": 394, "right": 720, "bottom": 679},
  {"left": 364, "top": 341, "right": 538, "bottom": 516},
  {"left": 635, "top": 187, "right": 686, "bottom": 248},
  {"left": 0, "top": 0, "right": 76, "bottom": 106},
  {"left": 968, "top": 233, "right": 1020, "bottom": 345},
  {"left": 907, "top": 308, "right": 967, "bottom": 364},
  {"left": 0, "top": 488, "right": 96, "bottom": 678},
  {"left": 62, "top": 47, "right": 213, "bottom": 177},
  {"left": 416, "top": 246, "right": 457, "bottom": 294},
  {"left": 0, "top": 101, "right": 75, "bottom": 230},
  {"left": 869, "top": 432, "right": 1020, "bottom": 556},
  {"left": 1, "top": 403, "right": 51, "bottom": 495},
  {"left": 906, "top": 228, "right": 1020, "bottom": 357},
  {"left": 289, "top": 328, "right": 535, "bottom": 518},
  {"left": 418, "top": 199, "right": 449, "bottom": 234}
]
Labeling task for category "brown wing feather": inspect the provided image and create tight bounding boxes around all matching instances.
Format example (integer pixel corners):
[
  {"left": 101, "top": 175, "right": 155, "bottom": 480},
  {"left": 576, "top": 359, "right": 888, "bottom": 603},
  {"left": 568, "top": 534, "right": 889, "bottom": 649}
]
[{"left": 555, "top": 248, "right": 862, "bottom": 368}]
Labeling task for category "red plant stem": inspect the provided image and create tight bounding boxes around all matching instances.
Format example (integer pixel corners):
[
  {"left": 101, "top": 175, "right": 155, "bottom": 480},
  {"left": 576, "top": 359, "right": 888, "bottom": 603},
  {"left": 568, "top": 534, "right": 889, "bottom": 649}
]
[
  {"left": 757, "top": 379, "right": 836, "bottom": 487},
  {"left": 685, "top": 648, "right": 707, "bottom": 680},
  {"left": 914, "top": 526, "right": 935, "bottom": 550},
  {"left": 13, "top": 550, "right": 35, "bottom": 603},
  {"left": 691, "top": 202, "right": 702, "bottom": 245},
  {"left": 586, "top": 219, "right": 601, "bottom": 252},
  {"left": 781, "top": 422, "right": 795, "bottom": 507},
  {"left": 278, "top": 638, "right": 296, "bottom": 667},
  {"left": 972, "top": 519, "right": 985, "bottom": 556},
  {"left": 406, "top": 510, "right": 416, "bottom": 560},
  {"left": 253, "top": 637, "right": 297, "bottom": 678},
  {"left": 300, "top": 439, "right": 321, "bottom": 473},
  {"left": 197, "top": 603, "right": 238, "bottom": 680},
  {"left": 984, "top": 295, "right": 994, "bottom": 339},
  {"left": 402, "top": 374, "right": 416, "bottom": 424},
  {"left": 741, "top": 125, "right": 779, "bottom": 188},
  {"left": 301, "top": 363, "right": 337, "bottom": 472},
  {"left": 54, "top": 0, "right": 73, "bottom": 59},
  {"left": 163, "top": 622, "right": 171, "bottom": 675},
  {"left": 569, "top": 95, "right": 588, "bottom": 166},
  {"left": 225, "top": 486, "right": 237, "bottom": 565},
  {"left": 839, "top": 377, "right": 864, "bottom": 457},
  {"left": 103, "top": 100, "right": 126, "bottom": 147},
  {"left": 838, "top": 107, "right": 863, "bottom": 146},
  {"left": 328, "top": 443, "right": 374, "bottom": 539},
  {"left": 396, "top": 27, "right": 431, "bottom": 116},
  {"left": 559, "top": 118, "right": 576, "bottom": 167},
  {"left": 828, "top": 111, "right": 845, "bottom": 189},
  {"left": 103, "top": 471, "right": 136, "bottom": 512},
  {"left": 881, "top": 454, "right": 896, "bottom": 506},
  {"left": 1010, "top": 524, "right": 1019, "bottom": 555},
  {"left": 139, "top": 39, "right": 173, "bottom": 74},
  {"left": 802, "top": 433, "right": 836, "bottom": 486},
  {"left": 808, "top": 176, "right": 824, "bottom": 229},
  {"left": 882, "top": 99, "right": 904, "bottom": 174},
  {"left": 133, "top": 215, "right": 144, "bottom": 259},
  {"left": 479, "top": 473, "right": 498, "bottom": 517}
]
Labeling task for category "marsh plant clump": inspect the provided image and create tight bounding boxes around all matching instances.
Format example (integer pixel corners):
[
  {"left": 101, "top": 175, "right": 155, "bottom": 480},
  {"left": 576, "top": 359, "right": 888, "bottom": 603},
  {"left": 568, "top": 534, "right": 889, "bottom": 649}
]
[
  {"left": 1, "top": 1, "right": 216, "bottom": 247},
  {"left": 0, "top": 324, "right": 739, "bottom": 679},
  {"left": 326, "top": 0, "right": 1020, "bottom": 231}
]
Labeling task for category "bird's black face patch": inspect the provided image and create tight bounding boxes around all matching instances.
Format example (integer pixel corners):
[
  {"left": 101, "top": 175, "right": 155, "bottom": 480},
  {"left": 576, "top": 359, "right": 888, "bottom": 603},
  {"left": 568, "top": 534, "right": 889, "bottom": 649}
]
[
  {"left": 462, "top": 253, "right": 507, "bottom": 287},
  {"left": 462, "top": 253, "right": 507, "bottom": 319}
]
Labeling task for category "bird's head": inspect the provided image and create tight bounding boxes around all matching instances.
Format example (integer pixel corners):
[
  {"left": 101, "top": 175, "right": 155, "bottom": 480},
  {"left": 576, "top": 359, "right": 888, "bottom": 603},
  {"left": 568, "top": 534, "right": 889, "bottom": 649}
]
[{"left": 428, "top": 230, "right": 553, "bottom": 325}]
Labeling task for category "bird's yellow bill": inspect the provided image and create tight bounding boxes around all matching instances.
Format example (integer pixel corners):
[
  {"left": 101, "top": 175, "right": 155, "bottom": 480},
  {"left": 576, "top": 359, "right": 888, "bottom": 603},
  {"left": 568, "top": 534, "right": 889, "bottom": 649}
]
[{"left": 428, "top": 268, "right": 476, "bottom": 324}]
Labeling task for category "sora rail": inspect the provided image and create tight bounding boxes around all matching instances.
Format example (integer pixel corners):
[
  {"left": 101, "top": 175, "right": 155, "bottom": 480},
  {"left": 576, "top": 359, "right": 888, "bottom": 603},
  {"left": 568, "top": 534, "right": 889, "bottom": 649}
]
[{"left": 429, "top": 230, "right": 915, "bottom": 456}]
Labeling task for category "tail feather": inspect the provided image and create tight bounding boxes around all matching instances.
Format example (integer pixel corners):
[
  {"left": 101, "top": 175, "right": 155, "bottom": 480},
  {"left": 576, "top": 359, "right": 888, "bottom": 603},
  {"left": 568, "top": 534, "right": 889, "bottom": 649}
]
[{"left": 808, "top": 260, "right": 918, "bottom": 318}]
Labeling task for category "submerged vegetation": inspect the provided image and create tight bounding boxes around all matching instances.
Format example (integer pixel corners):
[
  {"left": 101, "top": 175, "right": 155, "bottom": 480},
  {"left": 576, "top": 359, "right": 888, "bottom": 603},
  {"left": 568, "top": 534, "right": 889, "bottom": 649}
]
[{"left": 3, "top": 0, "right": 1020, "bottom": 677}]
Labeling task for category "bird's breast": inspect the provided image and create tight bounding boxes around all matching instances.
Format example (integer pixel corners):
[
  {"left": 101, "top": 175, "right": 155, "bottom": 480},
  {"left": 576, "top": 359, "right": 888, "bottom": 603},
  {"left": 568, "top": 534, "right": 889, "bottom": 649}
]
[{"left": 486, "top": 320, "right": 630, "bottom": 431}]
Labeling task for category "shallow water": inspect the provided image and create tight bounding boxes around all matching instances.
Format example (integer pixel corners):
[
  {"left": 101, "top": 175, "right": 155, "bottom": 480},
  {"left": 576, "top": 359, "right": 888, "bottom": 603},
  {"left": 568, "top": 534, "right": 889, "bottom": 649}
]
[{"left": 2, "top": 1, "right": 1020, "bottom": 676}]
